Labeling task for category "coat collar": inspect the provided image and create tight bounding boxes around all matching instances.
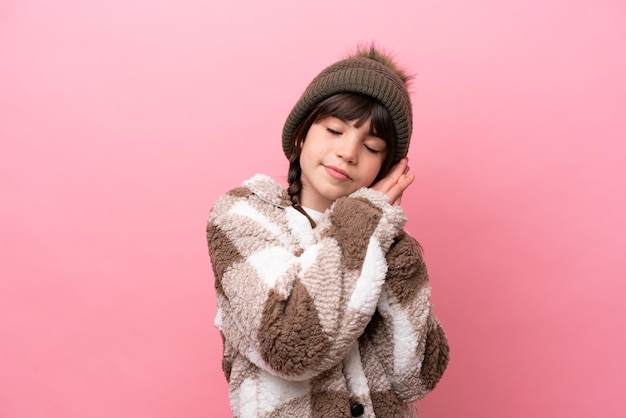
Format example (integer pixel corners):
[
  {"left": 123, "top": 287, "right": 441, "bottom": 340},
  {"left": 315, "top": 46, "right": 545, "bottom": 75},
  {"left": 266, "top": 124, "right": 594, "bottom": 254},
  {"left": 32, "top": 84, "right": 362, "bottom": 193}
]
[{"left": 243, "top": 174, "right": 292, "bottom": 208}]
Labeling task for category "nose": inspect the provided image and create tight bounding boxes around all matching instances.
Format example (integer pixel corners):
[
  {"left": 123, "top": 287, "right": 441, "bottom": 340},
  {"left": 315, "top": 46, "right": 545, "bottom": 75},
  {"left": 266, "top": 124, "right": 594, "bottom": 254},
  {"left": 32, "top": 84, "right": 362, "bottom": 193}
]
[{"left": 336, "top": 137, "right": 358, "bottom": 164}]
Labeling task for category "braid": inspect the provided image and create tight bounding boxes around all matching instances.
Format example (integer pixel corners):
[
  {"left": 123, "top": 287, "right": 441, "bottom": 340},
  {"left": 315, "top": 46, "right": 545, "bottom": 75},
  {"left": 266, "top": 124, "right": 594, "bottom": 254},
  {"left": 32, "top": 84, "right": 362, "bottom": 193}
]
[
  {"left": 287, "top": 143, "right": 318, "bottom": 228},
  {"left": 287, "top": 111, "right": 315, "bottom": 209},
  {"left": 287, "top": 154, "right": 302, "bottom": 207}
]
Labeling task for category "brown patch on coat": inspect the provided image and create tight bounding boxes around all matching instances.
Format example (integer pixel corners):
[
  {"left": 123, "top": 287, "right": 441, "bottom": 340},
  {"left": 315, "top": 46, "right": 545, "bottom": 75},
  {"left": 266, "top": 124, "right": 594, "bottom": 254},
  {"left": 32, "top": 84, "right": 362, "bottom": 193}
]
[
  {"left": 258, "top": 279, "right": 329, "bottom": 377},
  {"left": 420, "top": 322, "right": 450, "bottom": 391},
  {"left": 362, "top": 312, "right": 393, "bottom": 378},
  {"left": 365, "top": 308, "right": 382, "bottom": 331},
  {"left": 328, "top": 197, "right": 382, "bottom": 271},
  {"left": 310, "top": 389, "right": 351, "bottom": 418},
  {"left": 384, "top": 231, "right": 428, "bottom": 306},
  {"left": 371, "top": 390, "right": 406, "bottom": 417},
  {"left": 207, "top": 222, "right": 243, "bottom": 297},
  {"left": 226, "top": 187, "right": 253, "bottom": 198},
  {"left": 221, "top": 357, "right": 232, "bottom": 382},
  {"left": 220, "top": 332, "right": 233, "bottom": 382}
]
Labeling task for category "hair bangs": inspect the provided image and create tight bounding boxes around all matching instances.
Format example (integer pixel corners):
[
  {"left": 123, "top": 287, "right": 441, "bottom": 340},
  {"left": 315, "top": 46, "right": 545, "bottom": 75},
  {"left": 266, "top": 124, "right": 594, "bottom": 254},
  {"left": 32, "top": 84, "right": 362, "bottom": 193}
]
[{"left": 314, "top": 94, "right": 396, "bottom": 143}]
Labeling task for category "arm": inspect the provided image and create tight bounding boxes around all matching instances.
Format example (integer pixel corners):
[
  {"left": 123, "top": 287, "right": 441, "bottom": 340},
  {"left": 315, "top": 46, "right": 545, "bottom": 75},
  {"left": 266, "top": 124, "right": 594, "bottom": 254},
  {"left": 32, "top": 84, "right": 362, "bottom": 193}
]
[
  {"left": 207, "top": 186, "right": 406, "bottom": 381},
  {"left": 364, "top": 231, "right": 449, "bottom": 401}
]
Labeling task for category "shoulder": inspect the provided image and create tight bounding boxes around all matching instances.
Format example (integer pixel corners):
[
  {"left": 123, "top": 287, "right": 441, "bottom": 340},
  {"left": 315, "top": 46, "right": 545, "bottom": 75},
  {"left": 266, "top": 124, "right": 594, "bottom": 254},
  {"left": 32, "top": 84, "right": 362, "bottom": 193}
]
[
  {"left": 207, "top": 175, "right": 298, "bottom": 260},
  {"left": 208, "top": 174, "right": 291, "bottom": 222},
  {"left": 242, "top": 174, "right": 291, "bottom": 207}
]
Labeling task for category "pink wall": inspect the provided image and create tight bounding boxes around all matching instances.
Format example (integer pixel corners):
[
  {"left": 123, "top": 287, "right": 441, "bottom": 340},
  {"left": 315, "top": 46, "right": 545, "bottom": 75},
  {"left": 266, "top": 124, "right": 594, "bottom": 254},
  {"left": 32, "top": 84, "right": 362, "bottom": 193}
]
[{"left": 1, "top": 0, "right": 625, "bottom": 417}]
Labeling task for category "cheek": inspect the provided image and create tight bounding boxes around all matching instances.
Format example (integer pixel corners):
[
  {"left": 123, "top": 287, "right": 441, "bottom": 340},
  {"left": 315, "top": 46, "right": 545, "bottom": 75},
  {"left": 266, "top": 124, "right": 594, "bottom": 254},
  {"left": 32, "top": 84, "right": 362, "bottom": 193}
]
[
  {"left": 300, "top": 139, "right": 321, "bottom": 160},
  {"left": 362, "top": 157, "right": 385, "bottom": 184},
  {"left": 298, "top": 144, "right": 312, "bottom": 167}
]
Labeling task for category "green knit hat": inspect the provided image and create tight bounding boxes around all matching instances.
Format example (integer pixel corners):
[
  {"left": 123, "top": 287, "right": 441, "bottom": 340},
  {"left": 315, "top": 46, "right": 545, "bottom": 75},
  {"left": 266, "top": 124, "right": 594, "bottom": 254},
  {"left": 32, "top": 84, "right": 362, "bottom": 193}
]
[{"left": 282, "top": 54, "right": 413, "bottom": 164}]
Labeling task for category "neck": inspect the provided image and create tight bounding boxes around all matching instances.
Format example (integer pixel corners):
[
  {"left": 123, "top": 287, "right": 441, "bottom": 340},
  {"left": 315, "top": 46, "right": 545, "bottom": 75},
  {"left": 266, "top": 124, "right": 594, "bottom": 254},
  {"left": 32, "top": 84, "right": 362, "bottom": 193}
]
[{"left": 292, "top": 203, "right": 317, "bottom": 228}]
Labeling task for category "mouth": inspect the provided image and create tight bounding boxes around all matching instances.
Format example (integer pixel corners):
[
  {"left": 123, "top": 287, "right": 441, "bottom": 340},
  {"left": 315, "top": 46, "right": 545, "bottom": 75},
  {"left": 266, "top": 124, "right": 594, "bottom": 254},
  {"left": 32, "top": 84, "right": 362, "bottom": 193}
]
[{"left": 324, "top": 165, "right": 352, "bottom": 180}]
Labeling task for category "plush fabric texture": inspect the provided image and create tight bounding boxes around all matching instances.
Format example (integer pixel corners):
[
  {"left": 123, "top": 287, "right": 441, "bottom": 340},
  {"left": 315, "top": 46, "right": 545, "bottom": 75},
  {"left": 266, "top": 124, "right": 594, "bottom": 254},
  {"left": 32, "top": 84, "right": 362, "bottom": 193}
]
[
  {"left": 282, "top": 56, "right": 413, "bottom": 165},
  {"left": 207, "top": 174, "right": 449, "bottom": 418}
]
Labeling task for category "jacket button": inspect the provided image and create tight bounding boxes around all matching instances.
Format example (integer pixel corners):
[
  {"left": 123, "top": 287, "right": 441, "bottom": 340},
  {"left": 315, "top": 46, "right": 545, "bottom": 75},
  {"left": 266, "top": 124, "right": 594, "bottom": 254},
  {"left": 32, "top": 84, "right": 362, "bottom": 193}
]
[{"left": 350, "top": 403, "right": 364, "bottom": 417}]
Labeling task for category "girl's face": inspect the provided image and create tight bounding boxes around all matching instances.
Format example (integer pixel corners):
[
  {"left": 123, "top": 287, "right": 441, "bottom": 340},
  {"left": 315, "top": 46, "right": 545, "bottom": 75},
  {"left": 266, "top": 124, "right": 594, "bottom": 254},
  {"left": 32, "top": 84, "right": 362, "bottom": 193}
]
[{"left": 299, "top": 116, "right": 387, "bottom": 212}]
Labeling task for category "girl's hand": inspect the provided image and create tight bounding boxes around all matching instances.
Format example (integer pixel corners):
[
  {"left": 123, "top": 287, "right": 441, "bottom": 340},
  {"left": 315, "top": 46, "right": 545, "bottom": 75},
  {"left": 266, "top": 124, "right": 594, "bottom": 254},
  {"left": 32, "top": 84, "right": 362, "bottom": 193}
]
[{"left": 371, "top": 157, "right": 415, "bottom": 206}]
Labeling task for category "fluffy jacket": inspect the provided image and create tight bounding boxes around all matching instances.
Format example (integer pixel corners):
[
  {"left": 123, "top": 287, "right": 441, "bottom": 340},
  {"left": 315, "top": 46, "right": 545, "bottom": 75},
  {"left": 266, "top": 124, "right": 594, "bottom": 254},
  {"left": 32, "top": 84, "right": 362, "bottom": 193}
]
[{"left": 207, "top": 174, "right": 449, "bottom": 418}]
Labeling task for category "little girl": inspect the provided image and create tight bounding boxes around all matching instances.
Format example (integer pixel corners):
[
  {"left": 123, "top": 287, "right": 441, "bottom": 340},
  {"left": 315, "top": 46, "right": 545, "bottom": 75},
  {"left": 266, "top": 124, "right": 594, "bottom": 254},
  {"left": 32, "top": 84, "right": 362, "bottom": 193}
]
[{"left": 207, "top": 45, "right": 449, "bottom": 418}]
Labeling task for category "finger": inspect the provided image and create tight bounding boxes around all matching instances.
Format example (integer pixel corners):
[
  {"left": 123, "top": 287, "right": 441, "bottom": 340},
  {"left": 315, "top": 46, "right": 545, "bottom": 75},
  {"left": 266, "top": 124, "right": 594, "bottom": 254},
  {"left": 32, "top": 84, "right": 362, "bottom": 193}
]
[
  {"left": 372, "top": 158, "right": 408, "bottom": 192},
  {"left": 393, "top": 173, "right": 414, "bottom": 195},
  {"left": 386, "top": 174, "right": 415, "bottom": 205}
]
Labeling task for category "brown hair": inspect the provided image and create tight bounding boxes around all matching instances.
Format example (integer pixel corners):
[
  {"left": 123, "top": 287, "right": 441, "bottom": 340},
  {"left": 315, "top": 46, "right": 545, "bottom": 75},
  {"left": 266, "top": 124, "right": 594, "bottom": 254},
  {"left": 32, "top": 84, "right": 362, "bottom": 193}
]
[{"left": 287, "top": 93, "right": 396, "bottom": 209}]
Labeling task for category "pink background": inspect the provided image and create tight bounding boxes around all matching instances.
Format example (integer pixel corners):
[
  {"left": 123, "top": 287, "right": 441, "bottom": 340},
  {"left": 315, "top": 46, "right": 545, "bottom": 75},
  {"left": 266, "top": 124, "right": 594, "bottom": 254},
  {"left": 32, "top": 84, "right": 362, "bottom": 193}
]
[{"left": 2, "top": 0, "right": 625, "bottom": 417}]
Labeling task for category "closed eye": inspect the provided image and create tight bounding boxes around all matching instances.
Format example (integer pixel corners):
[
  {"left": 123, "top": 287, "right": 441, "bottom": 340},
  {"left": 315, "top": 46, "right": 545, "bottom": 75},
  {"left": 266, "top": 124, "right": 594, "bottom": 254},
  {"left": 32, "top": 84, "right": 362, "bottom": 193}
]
[
  {"left": 365, "top": 145, "right": 381, "bottom": 154},
  {"left": 326, "top": 128, "right": 342, "bottom": 135}
]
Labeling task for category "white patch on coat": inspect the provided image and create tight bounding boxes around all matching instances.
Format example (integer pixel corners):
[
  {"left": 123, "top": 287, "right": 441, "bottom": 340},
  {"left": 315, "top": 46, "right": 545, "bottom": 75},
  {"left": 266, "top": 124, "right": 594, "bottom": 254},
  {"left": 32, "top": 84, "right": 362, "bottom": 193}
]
[
  {"left": 348, "top": 237, "right": 388, "bottom": 312},
  {"left": 343, "top": 342, "right": 371, "bottom": 399},
  {"left": 257, "top": 370, "right": 311, "bottom": 415},
  {"left": 299, "top": 241, "right": 321, "bottom": 272},
  {"left": 214, "top": 307, "right": 223, "bottom": 329},
  {"left": 285, "top": 205, "right": 316, "bottom": 249},
  {"left": 247, "top": 247, "right": 297, "bottom": 296},
  {"left": 378, "top": 289, "right": 430, "bottom": 375},
  {"left": 233, "top": 378, "right": 257, "bottom": 417}
]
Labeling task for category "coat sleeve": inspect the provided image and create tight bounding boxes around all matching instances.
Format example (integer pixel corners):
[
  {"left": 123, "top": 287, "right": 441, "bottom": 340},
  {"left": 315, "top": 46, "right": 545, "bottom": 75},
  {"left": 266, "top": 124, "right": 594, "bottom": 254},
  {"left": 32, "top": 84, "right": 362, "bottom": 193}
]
[
  {"left": 364, "top": 231, "right": 450, "bottom": 402},
  {"left": 207, "top": 186, "right": 407, "bottom": 381}
]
